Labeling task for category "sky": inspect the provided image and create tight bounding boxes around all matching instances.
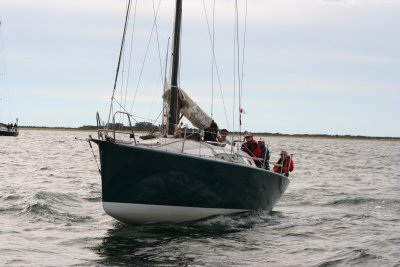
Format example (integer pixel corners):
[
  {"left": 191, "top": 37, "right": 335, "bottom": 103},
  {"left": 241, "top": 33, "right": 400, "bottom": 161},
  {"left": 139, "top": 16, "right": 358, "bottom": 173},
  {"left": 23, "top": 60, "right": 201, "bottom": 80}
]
[{"left": 0, "top": 0, "right": 399, "bottom": 137}]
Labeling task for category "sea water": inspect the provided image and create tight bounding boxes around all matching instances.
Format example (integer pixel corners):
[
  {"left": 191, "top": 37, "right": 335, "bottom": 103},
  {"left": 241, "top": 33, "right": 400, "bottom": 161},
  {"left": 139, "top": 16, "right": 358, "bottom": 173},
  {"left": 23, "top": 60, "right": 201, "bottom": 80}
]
[{"left": 1, "top": 130, "right": 399, "bottom": 266}]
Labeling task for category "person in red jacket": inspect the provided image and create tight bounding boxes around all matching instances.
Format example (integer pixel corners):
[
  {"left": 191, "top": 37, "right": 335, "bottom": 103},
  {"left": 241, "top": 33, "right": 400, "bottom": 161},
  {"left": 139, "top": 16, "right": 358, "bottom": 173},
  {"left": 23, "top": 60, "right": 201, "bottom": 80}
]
[
  {"left": 273, "top": 150, "right": 294, "bottom": 177},
  {"left": 241, "top": 132, "right": 261, "bottom": 167}
]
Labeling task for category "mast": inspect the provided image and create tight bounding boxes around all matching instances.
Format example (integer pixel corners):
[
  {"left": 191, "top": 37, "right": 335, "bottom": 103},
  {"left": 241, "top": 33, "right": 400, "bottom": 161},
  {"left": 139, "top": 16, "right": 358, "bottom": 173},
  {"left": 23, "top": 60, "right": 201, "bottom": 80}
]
[{"left": 168, "top": 0, "right": 182, "bottom": 135}]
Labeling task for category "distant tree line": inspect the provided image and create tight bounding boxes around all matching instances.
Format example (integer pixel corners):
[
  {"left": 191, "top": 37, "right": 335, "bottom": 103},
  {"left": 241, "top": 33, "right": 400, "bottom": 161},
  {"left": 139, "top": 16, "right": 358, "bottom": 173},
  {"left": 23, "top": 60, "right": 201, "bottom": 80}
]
[
  {"left": 18, "top": 125, "right": 400, "bottom": 140},
  {"left": 78, "top": 122, "right": 159, "bottom": 132}
]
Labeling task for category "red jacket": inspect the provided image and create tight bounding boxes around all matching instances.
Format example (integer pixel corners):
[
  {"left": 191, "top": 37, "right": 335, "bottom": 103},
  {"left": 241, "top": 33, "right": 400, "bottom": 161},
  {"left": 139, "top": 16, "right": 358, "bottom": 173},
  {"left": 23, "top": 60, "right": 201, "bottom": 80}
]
[
  {"left": 273, "top": 156, "right": 294, "bottom": 175},
  {"left": 241, "top": 140, "right": 261, "bottom": 167}
]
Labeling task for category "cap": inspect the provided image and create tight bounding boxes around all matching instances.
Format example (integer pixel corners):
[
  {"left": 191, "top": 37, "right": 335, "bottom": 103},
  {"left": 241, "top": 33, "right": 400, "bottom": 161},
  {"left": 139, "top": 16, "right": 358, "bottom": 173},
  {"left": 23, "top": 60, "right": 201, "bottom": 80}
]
[
  {"left": 244, "top": 132, "right": 253, "bottom": 137},
  {"left": 258, "top": 138, "right": 265, "bottom": 143}
]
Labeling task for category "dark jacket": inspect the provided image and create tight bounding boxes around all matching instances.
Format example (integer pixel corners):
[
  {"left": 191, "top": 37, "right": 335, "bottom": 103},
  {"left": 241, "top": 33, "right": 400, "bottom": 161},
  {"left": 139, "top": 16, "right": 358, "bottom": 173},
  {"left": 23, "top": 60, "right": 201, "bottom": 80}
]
[
  {"left": 203, "top": 127, "right": 217, "bottom": 142},
  {"left": 260, "top": 146, "right": 270, "bottom": 170}
]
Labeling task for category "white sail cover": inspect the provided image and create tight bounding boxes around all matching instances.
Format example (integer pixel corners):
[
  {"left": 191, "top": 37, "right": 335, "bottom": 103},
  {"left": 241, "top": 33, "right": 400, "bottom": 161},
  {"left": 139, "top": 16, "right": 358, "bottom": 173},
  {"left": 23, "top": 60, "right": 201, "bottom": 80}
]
[{"left": 162, "top": 88, "right": 212, "bottom": 129}]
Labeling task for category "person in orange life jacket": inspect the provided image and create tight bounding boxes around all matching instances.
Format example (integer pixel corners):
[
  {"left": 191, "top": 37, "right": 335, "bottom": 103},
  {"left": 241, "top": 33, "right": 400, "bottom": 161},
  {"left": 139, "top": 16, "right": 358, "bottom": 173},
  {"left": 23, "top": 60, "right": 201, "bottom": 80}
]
[
  {"left": 241, "top": 132, "right": 261, "bottom": 167},
  {"left": 204, "top": 120, "right": 218, "bottom": 142},
  {"left": 273, "top": 150, "right": 294, "bottom": 177}
]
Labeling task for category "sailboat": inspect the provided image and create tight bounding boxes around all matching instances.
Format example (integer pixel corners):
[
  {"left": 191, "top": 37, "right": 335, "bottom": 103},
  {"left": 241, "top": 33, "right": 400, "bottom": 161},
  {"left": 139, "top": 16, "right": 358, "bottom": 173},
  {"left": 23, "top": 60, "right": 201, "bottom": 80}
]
[
  {"left": 0, "top": 120, "right": 19, "bottom": 137},
  {"left": 89, "top": 0, "right": 290, "bottom": 224},
  {"left": 0, "top": 21, "right": 19, "bottom": 137}
]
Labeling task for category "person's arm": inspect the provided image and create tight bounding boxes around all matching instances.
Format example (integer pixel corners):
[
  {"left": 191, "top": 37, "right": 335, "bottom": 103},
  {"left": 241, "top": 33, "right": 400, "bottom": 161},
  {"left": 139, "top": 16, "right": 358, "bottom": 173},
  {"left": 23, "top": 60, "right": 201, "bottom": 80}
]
[{"left": 241, "top": 144, "right": 251, "bottom": 155}]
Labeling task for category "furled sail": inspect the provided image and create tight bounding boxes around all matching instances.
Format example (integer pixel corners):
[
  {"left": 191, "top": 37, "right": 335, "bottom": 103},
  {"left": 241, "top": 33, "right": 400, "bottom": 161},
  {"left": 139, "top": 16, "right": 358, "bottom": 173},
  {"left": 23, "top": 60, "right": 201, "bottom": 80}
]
[{"left": 162, "top": 88, "right": 212, "bottom": 130}]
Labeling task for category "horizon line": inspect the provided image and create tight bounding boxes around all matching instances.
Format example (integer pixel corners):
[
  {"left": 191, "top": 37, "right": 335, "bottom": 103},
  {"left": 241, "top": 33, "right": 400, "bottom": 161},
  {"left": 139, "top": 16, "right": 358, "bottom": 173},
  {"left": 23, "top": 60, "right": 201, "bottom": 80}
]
[{"left": 17, "top": 125, "right": 400, "bottom": 140}]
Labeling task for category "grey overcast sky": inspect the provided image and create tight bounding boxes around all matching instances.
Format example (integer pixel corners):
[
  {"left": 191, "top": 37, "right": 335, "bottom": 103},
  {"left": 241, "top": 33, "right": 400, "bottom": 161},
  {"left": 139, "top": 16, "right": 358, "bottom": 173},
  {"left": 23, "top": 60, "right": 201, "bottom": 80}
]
[{"left": 0, "top": 0, "right": 399, "bottom": 137}]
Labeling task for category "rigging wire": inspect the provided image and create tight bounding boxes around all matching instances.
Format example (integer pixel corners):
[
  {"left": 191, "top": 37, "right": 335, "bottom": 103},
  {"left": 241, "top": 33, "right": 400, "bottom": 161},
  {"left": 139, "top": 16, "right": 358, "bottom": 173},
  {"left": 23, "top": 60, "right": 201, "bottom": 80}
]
[
  {"left": 232, "top": 1, "right": 238, "bottom": 136},
  {"left": 161, "top": 37, "right": 170, "bottom": 134},
  {"left": 117, "top": 0, "right": 132, "bottom": 129},
  {"left": 147, "top": 0, "right": 166, "bottom": 121},
  {"left": 153, "top": 0, "right": 165, "bottom": 86},
  {"left": 234, "top": 0, "right": 247, "bottom": 137},
  {"left": 211, "top": 0, "right": 215, "bottom": 118},
  {"left": 129, "top": 0, "right": 162, "bottom": 115},
  {"left": 112, "top": 0, "right": 164, "bottom": 131},
  {"left": 202, "top": 0, "right": 230, "bottom": 130},
  {"left": 236, "top": 1, "right": 242, "bottom": 129},
  {"left": 122, "top": 0, "right": 138, "bottom": 116},
  {"left": 107, "top": 0, "right": 132, "bottom": 128},
  {"left": 119, "top": 28, "right": 126, "bottom": 126},
  {"left": 88, "top": 140, "right": 101, "bottom": 173},
  {"left": 109, "top": 0, "right": 248, "bottom": 135},
  {"left": 240, "top": 0, "right": 248, "bottom": 113},
  {"left": 112, "top": 97, "right": 163, "bottom": 128}
]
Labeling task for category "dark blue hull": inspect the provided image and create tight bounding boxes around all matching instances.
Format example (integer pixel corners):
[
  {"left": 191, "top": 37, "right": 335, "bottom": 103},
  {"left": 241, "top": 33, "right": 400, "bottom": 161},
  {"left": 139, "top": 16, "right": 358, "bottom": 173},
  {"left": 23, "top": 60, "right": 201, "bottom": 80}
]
[
  {"left": 0, "top": 130, "right": 19, "bottom": 137},
  {"left": 94, "top": 140, "right": 289, "bottom": 222}
]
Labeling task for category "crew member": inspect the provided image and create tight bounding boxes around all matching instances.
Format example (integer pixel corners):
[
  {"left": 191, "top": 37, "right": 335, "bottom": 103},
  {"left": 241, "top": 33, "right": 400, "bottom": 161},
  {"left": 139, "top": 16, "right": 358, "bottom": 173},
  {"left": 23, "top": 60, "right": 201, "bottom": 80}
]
[
  {"left": 273, "top": 150, "right": 294, "bottom": 177},
  {"left": 218, "top": 128, "right": 231, "bottom": 145},
  {"left": 204, "top": 120, "right": 218, "bottom": 142},
  {"left": 258, "top": 138, "right": 270, "bottom": 170},
  {"left": 241, "top": 132, "right": 261, "bottom": 167}
]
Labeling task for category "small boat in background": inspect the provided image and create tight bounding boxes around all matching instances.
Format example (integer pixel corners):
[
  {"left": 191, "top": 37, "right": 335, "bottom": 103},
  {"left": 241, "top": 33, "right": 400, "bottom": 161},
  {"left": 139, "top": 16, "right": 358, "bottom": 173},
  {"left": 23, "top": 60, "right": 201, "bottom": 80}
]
[{"left": 0, "top": 119, "right": 19, "bottom": 137}]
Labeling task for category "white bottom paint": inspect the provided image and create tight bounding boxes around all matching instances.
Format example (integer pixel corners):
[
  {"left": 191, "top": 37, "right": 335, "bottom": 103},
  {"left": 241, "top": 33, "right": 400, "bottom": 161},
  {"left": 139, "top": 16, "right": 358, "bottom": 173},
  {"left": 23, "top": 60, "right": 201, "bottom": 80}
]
[{"left": 103, "top": 202, "right": 248, "bottom": 224}]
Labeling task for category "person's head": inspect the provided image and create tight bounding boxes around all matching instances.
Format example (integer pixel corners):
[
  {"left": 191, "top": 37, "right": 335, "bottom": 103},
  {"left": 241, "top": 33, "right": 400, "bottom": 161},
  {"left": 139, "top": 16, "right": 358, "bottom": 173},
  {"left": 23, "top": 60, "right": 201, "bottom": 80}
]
[
  {"left": 280, "top": 150, "right": 288, "bottom": 158},
  {"left": 210, "top": 120, "right": 218, "bottom": 132},
  {"left": 220, "top": 129, "right": 228, "bottom": 138},
  {"left": 258, "top": 138, "right": 265, "bottom": 147},
  {"left": 244, "top": 132, "right": 253, "bottom": 142}
]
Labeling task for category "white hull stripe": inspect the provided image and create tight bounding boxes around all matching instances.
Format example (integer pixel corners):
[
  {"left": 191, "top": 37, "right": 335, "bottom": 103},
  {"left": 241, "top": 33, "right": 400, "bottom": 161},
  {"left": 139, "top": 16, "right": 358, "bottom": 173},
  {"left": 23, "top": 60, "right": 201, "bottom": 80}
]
[{"left": 103, "top": 202, "right": 248, "bottom": 224}]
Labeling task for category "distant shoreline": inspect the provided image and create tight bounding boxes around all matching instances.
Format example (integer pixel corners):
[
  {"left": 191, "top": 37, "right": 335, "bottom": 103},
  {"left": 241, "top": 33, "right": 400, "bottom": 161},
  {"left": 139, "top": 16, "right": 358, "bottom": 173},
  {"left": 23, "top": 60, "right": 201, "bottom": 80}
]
[{"left": 18, "top": 126, "right": 400, "bottom": 141}]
